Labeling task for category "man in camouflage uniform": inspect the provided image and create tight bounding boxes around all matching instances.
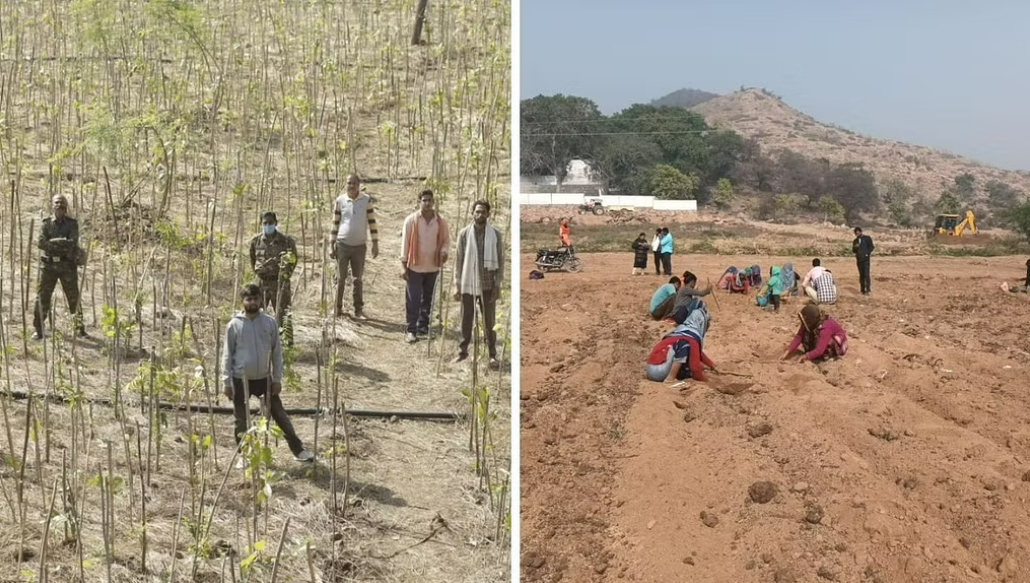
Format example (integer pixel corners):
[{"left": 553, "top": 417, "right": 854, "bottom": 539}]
[
  {"left": 33, "top": 194, "right": 87, "bottom": 340},
  {"left": 249, "top": 212, "right": 298, "bottom": 344}
]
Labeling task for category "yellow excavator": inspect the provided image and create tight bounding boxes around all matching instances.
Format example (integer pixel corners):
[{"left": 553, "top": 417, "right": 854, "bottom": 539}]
[{"left": 933, "top": 209, "right": 977, "bottom": 237}]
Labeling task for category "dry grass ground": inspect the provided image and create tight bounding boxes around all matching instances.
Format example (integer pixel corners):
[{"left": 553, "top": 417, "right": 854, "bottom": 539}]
[
  {"left": 0, "top": 1, "right": 510, "bottom": 581},
  {"left": 520, "top": 206, "right": 1030, "bottom": 258}
]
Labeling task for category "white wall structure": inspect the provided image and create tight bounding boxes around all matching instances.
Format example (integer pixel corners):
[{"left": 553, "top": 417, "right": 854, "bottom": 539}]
[
  {"left": 564, "top": 160, "right": 594, "bottom": 185},
  {"left": 518, "top": 192, "right": 697, "bottom": 212}
]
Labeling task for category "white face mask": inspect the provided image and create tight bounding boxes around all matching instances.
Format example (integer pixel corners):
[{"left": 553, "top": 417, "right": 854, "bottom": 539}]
[{"left": 263, "top": 225, "right": 276, "bottom": 236}]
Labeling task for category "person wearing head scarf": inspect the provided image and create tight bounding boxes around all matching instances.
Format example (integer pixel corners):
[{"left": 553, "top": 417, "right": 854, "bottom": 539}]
[
  {"left": 766, "top": 266, "right": 784, "bottom": 312},
  {"left": 632, "top": 232, "right": 650, "bottom": 275},
  {"left": 782, "top": 304, "right": 848, "bottom": 363},
  {"left": 646, "top": 300, "right": 715, "bottom": 382}
]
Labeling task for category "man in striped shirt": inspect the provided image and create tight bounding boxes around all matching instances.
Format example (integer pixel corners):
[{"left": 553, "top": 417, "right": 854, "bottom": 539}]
[{"left": 331, "top": 174, "right": 379, "bottom": 319}]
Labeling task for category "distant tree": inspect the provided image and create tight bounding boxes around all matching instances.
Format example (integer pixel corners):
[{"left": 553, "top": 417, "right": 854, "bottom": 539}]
[
  {"left": 520, "top": 94, "right": 604, "bottom": 189},
  {"left": 817, "top": 197, "right": 845, "bottom": 224},
  {"left": 609, "top": 105, "right": 710, "bottom": 176},
  {"left": 824, "top": 163, "right": 878, "bottom": 221},
  {"left": 703, "top": 130, "right": 748, "bottom": 184},
  {"left": 986, "top": 180, "right": 1023, "bottom": 209},
  {"left": 732, "top": 139, "right": 775, "bottom": 191},
  {"left": 712, "top": 178, "right": 734, "bottom": 209},
  {"left": 770, "top": 193, "right": 805, "bottom": 221},
  {"left": 953, "top": 173, "right": 976, "bottom": 201},
  {"left": 935, "top": 189, "right": 961, "bottom": 214},
  {"left": 882, "top": 179, "right": 917, "bottom": 227},
  {"left": 1006, "top": 199, "right": 1030, "bottom": 242},
  {"left": 887, "top": 201, "right": 914, "bottom": 227},
  {"left": 593, "top": 134, "right": 663, "bottom": 193},
  {"left": 649, "top": 164, "right": 698, "bottom": 200},
  {"left": 773, "top": 149, "right": 824, "bottom": 197}
]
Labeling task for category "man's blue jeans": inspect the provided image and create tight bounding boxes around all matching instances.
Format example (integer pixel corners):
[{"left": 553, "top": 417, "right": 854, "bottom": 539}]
[{"left": 405, "top": 269, "right": 439, "bottom": 334}]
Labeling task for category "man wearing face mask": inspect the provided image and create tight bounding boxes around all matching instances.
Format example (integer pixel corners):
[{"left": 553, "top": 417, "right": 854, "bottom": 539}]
[
  {"left": 249, "top": 212, "right": 299, "bottom": 341},
  {"left": 33, "top": 194, "right": 87, "bottom": 340}
]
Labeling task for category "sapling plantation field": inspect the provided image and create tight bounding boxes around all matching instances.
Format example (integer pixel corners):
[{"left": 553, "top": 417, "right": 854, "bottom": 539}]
[{"left": 0, "top": 0, "right": 511, "bottom": 581}]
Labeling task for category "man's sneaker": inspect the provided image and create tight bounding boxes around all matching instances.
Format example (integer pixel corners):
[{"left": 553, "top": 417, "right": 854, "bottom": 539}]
[
  {"left": 294, "top": 450, "right": 315, "bottom": 463},
  {"left": 31, "top": 331, "right": 43, "bottom": 341},
  {"left": 353, "top": 310, "right": 367, "bottom": 320},
  {"left": 75, "top": 329, "right": 88, "bottom": 338},
  {"left": 453, "top": 353, "right": 468, "bottom": 363},
  {"left": 405, "top": 332, "right": 417, "bottom": 343},
  {"left": 488, "top": 357, "right": 501, "bottom": 370},
  {"left": 416, "top": 329, "right": 430, "bottom": 338}
]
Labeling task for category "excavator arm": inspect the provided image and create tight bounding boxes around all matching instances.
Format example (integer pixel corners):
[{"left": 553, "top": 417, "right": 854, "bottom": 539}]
[{"left": 954, "top": 210, "right": 977, "bottom": 236}]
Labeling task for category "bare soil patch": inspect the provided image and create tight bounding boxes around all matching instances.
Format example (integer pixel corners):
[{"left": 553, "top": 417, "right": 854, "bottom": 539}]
[{"left": 521, "top": 251, "right": 1030, "bottom": 583}]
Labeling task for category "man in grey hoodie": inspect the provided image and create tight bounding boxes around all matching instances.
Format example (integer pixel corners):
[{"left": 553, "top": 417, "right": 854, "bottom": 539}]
[{"left": 222, "top": 284, "right": 314, "bottom": 464}]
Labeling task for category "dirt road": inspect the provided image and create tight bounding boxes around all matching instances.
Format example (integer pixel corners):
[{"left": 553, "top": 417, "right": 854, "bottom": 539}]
[{"left": 521, "top": 252, "right": 1030, "bottom": 583}]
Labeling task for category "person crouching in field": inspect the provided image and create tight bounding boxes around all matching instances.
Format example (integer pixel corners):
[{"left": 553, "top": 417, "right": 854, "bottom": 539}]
[
  {"left": 1002, "top": 258, "right": 1030, "bottom": 293},
  {"left": 649, "top": 276, "right": 681, "bottom": 320},
  {"left": 632, "top": 232, "right": 650, "bottom": 275},
  {"left": 646, "top": 299, "right": 715, "bottom": 383},
  {"left": 781, "top": 304, "right": 848, "bottom": 363},
  {"left": 671, "top": 271, "right": 713, "bottom": 324}
]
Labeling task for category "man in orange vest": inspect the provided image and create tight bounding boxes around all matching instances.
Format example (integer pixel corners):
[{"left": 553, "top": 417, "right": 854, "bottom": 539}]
[
  {"left": 400, "top": 189, "right": 450, "bottom": 343},
  {"left": 559, "top": 218, "right": 572, "bottom": 250}
]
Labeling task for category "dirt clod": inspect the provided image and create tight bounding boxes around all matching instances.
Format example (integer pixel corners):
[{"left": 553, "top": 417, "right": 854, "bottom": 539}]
[
  {"left": 716, "top": 382, "right": 751, "bottom": 396},
  {"left": 804, "top": 505, "right": 824, "bottom": 524},
  {"left": 868, "top": 427, "right": 900, "bottom": 442},
  {"left": 748, "top": 421, "right": 774, "bottom": 438},
  {"left": 749, "top": 481, "right": 778, "bottom": 504},
  {"left": 525, "top": 552, "right": 546, "bottom": 569},
  {"left": 816, "top": 565, "right": 838, "bottom": 581},
  {"left": 700, "top": 511, "right": 719, "bottom": 528}
]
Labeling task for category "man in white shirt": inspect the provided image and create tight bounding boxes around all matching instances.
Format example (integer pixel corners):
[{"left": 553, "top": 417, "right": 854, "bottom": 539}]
[
  {"left": 801, "top": 258, "right": 826, "bottom": 289},
  {"left": 802, "top": 258, "right": 837, "bottom": 305},
  {"left": 330, "top": 174, "right": 380, "bottom": 319}
]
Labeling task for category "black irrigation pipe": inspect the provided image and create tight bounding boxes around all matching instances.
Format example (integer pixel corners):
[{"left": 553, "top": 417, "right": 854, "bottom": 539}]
[{"left": 1, "top": 390, "right": 466, "bottom": 423}]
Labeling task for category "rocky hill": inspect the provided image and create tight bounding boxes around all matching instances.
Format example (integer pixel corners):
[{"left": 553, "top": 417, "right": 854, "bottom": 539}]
[
  {"left": 650, "top": 88, "right": 719, "bottom": 109},
  {"left": 688, "top": 88, "right": 1030, "bottom": 203}
]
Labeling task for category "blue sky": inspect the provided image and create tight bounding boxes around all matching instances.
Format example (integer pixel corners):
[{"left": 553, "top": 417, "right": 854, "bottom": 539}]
[{"left": 521, "top": 0, "right": 1030, "bottom": 171}]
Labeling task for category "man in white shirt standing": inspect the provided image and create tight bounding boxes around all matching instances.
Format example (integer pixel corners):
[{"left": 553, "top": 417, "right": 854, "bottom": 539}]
[
  {"left": 400, "top": 189, "right": 450, "bottom": 343},
  {"left": 330, "top": 174, "right": 379, "bottom": 319}
]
